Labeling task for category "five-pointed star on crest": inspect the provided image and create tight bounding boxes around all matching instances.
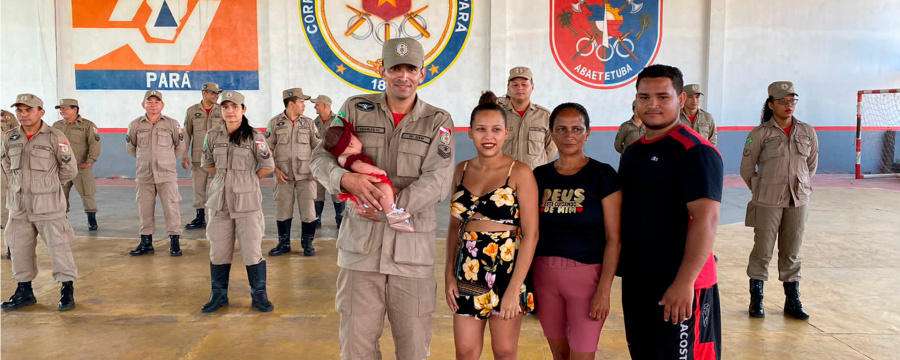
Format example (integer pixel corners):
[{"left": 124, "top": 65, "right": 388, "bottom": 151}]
[
  {"left": 429, "top": 64, "right": 440, "bottom": 75},
  {"left": 335, "top": 63, "right": 347, "bottom": 74},
  {"left": 378, "top": 0, "right": 397, "bottom": 7}
]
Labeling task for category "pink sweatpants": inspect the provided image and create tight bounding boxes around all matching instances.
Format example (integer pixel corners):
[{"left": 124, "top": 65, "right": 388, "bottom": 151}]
[{"left": 532, "top": 256, "right": 605, "bottom": 353}]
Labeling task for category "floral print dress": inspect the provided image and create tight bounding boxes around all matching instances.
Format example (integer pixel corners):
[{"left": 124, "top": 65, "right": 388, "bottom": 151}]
[{"left": 450, "top": 161, "right": 536, "bottom": 319}]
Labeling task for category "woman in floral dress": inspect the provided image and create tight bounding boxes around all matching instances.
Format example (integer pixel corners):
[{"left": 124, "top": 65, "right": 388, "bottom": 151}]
[{"left": 443, "top": 91, "right": 539, "bottom": 359}]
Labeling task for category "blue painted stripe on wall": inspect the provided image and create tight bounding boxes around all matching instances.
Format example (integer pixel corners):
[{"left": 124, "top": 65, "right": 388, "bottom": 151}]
[{"left": 75, "top": 70, "right": 260, "bottom": 90}]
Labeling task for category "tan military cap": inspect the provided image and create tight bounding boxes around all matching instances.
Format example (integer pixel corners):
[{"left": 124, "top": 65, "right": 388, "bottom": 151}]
[
  {"left": 1, "top": 109, "right": 15, "bottom": 120},
  {"left": 382, "top": 37, "right": 424, "bottom": 70},
  {"left": 143, "top": 90, "right": 163, "bottom": 101},
  {"left": 219, "top": 90, "right": 245, "bottom": 106},
  {"left": 310, "top": 95, "right": 332, "bottom": 107},
  {"left": 768, "top": 81, "right": 797, "bottom": 99},
  {"left": 11, "top": 94, "right": 43, "bottom": 109},
  {"left": 55, "top": 98, "right": 79, "bottom": 109},
  {"left": 684, "top": 84, "right": 703, "bottom": 96},
  {"left": 282, "top": 88, "right": 311, "bottom": 101},
  {"left": 202, "top": 83, "right": 222, "bottom": 93},
  {"left": 508, "top": 66, "right": 534, "bottom": 81}
]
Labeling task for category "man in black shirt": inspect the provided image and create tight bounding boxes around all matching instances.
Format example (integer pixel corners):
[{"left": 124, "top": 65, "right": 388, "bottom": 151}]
[{"left": 618, "top": 64, "right": 724, "bottom": 360}]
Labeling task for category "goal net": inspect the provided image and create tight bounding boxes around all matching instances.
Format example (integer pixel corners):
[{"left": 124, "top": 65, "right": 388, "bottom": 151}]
[{"left": 856, "top": 89, "right": 900, "bottom": 179}]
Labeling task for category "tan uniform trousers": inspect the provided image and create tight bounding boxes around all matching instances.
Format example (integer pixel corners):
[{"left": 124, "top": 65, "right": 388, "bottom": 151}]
[
  {"left": 336, "top": 268, "right": 436, "bottom": 360},
  {"left": 274, "top": 179, "right": 316, "bottom": 223},
  {"left": 315, "top": 181, "right": 340, "bottom": 203},
  {"left": 4, "top": 217, "right": 78, "bottom": 283},
  {"left": 1, "top": 170, "right": 8, "bottom": 227},
  {"left": 207, "top": 209, "right": 264, "bottom": 266},
  {"left": 63, "top": 167, "right": 98, "bottom": 212},
  {"left": 190, "top": 166, "right": 211, "bottom": 209},
  {"left": 747, "top": 204, "right": 807, "bottom": 282},
  {"left": 136, "top": 181, "right": 183, "bottom": 236}
]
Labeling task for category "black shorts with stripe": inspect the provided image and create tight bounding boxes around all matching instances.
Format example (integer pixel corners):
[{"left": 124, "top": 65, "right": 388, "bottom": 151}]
[{"left": 622, "top": 279, "right": 722, "bottom": 360}]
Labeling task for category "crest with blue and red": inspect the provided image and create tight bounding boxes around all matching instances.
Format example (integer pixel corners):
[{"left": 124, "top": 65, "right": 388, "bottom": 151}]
[
  {"left": 71, "top": 0, "right": 259, "bottom": 90},
  {"left": 550, "top": 0, "right": 662, "bottom": 89},
  {"left": 302, "top": 0, "right": 472, "bottom": 93}
]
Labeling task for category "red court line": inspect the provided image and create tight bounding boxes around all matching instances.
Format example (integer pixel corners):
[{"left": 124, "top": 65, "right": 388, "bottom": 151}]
[{"left": 98, "top": 126, "right": 900, "bottom": 133}]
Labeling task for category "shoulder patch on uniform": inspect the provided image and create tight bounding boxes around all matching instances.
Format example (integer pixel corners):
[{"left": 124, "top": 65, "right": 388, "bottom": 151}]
[
  {"left": 59, "top": 142, "right": 70, "bottom": 153},
  {"left": 61, "top": 155, "right": 72, "bottom": 163},
  {"left": 743, "top": 148, "right": 751, "bottom": 157},
  {"left": 438, "top": 145, "right": 451, "bottom": 159},
  {"left": 255, "top": 138, "right": 268, "bottom": 151},
  {"left": 203, "top": 137, "right": 208, "bottom": 149},
  {"left": 356, "top": 101, "right": 375, "bottom": 112},
  {"left": 439, "top": 127, "right": 451, "bottom": 145}
]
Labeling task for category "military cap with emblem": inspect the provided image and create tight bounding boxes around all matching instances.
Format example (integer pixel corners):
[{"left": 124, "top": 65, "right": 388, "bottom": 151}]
[
  {"left": 310, "top": 95, "right": 332, "bottom": 107},
  {"left": 508, "top": 66, "right": 534, "bottom": 82},
  {"left": 55, "top": 98, "right": 79, "bottom": 109},
  {"left": 684, "top": 84, "right": 703, "bottom": 96},
  {"left": 1, "top": 109, "right": 14, "bottom": 119},
  {"left": 282, "top": 88, "right": 311, "bottom": 101},
  {"left": 768, "top": 81, "right": 797, "bottom": 99},
  {"left": 382, "top": 37, "right": 424, "bottom": 70},
  {"left": 143, "top": 90, "right": 163, "bottom": 101},
  {"left": 11, "top": 93, "right": 43, "bottom": 108},
  {"left": 201, "top": 82, "right": 222, "bottom": 93},
  {"left": 219, "top": 90, "right": 245, "bottom": 106}
]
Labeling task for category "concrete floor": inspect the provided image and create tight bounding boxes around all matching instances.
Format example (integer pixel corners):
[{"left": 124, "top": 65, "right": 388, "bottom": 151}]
[{"left": 2, "top": 180, "right": 899, "bottom": 359}]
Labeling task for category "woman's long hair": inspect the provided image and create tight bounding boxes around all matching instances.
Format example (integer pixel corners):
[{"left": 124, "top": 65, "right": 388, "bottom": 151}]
[
  {"left": 229, "top": 109, "right": 255, "bottom": 145},
  {"left": 759, "top": 96, "right": 774, "bottom": 125}
]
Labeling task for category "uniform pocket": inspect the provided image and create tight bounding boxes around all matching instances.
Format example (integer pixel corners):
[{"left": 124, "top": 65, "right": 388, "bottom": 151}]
[
  {"left": 761, "top": 137, "right": 784, "bottom": 160},
  {"left": 137, "top": 130, "right": 150, "bottom": 148},
  {"left": 336, "top": 215, "right": 374, "bottom": 254},
  {"left": 393, "top": 211, "right": 438, "bottom": 266},
  {"left": 232, "top": 176, "right": 261, "bottom": 212},
  {"left": 756, "top": 179, "right": 787, "bottom": 206},
  {"left": 231, "top": 148, "right": 252, "bottom": 171},
  {"left": 359, "top": 134, "right": 383, "bottom": 164},
  {"left": 8, "top": 148, "right": 22, "bottom": 170},
  {"left": 157, "top": 129, "right": 173, "bottom": 148},
  {"left": 697, "top": 124, "right": 711, "bottom": 138},
  {"left": 276, "top": 129, "right": 290, "bottom": 144},
  {"left": 157, "top": 156, "right": 177, "bottom": 176},
  {"left": 744, "top": 201, "right": 757, "bottom": 227},
  {"left": 69, "top": 129, "right": 85, "bottom": 144},
  {"left": 213, "top": 147, "right": 228, "bottom": 170},
  {"left": 397, "top": 139, "right": 428, "bottom": 178},
  {"left": 205, "top": 175, "right": 226, "bottom": 210},
  {"left": 29, "top": 149, "right": 52, "bottom": 171},
  {"left": 795, "top": 136, "right": 812, "bottom": 157},
  {"left": 527, "top": 131, "right": 544, "bottom": 155},
  {"left": 31, "top": 177, "right": 64, "bottom": 215}
]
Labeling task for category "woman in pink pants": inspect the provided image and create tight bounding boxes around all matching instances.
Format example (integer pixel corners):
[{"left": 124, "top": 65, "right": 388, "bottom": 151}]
[{"left": 532, "top": 103, "right": 622, "bottom": 360}]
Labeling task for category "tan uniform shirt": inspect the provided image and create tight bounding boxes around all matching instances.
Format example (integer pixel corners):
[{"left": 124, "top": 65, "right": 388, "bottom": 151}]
[
  {"left": 311, "top": 94, "right": 456, "bottom": 278},
  {"left": 201, "top": 125, "right": 275, "bottom": 218},
  {"left": 680, "top": 108, "right": 718, "bottom": 146},
  {"left": 265, "top": 113, "right": 320, "bottom": 181},
  {"left": 52, "top": 116, "right": 101, "bottom": 165},
  {"left": 126, "top": 115, "right": 186, "bottom": 183},
  {"left": 740, "top": 118, "right": 818, "bottom": 208},
  {"left": 501, "top": 101, "right": 557, "bottom": 169},
  {"left": 314, "top": 113, "right": 337, "bottom": 140},
  {"left": 2, "top": 122, "right": 78, "bottom": 221},
  {"left": 183, "top": 103, "right": 223, "bottom": 163},
  {"left": 614, "top": 117, "right": 645, "bottom": 154}
]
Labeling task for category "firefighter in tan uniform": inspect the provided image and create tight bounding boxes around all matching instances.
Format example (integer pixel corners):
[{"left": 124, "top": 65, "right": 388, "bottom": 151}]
[
  {"left": 199, "top": 91, "right": 276, "bottom": 313},
  {"left": 1, "top": 94, "right": 79, "bottom": 311},
  {"left": 311, "top": 37, "right": 455, "bottom": 360},
  {"left": 182, "top": 82, "right": 223, "bottom": 230},
  {"left": 2, "top": 109, "right": 19, "bottom": 259},
  {"left": 614, "top": 100, "right": 645, "bottom": 155},
  {"left": 501, "top": 66, "right": 557, "bottom": 169},
  {"left": 740, "top": 81, "right": 818, "bottom": 320},
  {"left": 679, "top": 84, "right": 718, "bottom": 146},
  {"left": 311, "top": 95, "right": 345, "bottom": 230},
  {"left": 126, "top": 90, "right": 186, "bottom": 257},
  {"left": 52, "top": 99, "right": 101, "bottom": 231},
  {"left": 265, "top": 88, "right": 320, "bottom": 257}
]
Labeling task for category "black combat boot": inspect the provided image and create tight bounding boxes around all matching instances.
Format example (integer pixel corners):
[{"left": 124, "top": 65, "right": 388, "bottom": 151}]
[
  {"left": 5, "top": 247, "right": 10, "bottom": 259},
  {"left": 749, "top": 279, "right": 765, "bottom": 318},
  {"left": 300, "top": 222, "right": 316, "bottom": 257},
  {"left": 58, "top": 281, "right": 75, "bottom": 311},
  {"left": 86, "top": 212, "right": 98, "bottom": 231},
  {"left": 268, "top": 219, "right": 292, "bottom": 256},
  {"left": 246, "top": 261, "right": 274, "bottom": 312},
  {"left": 202, "top": 263, "right": 231, "bottom": 313},
  {"left": 129, "top": 235, "right": 154, "bottom": 256},
  {"left": 169, "top": 235, "right": 182, "bottom": 257},
  {"left": 334, "top": 201, "right": 345, "bottom": 230},
  {"left": 185, "top": 208, "right": 206, "bottom": 229},
  {"left": 1, "top": 282, "right": 36, "bottom": 310},
  {"left": 783, "top": 281, "right": 810, "bottom": 320},
  {"left": 314, "top": 201, "right": 325, "bottom": 229}
]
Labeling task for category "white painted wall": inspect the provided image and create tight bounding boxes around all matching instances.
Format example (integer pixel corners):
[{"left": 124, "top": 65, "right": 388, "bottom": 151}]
[{"left": 1, "top": 0, "right": 899, "bottom": 130}]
